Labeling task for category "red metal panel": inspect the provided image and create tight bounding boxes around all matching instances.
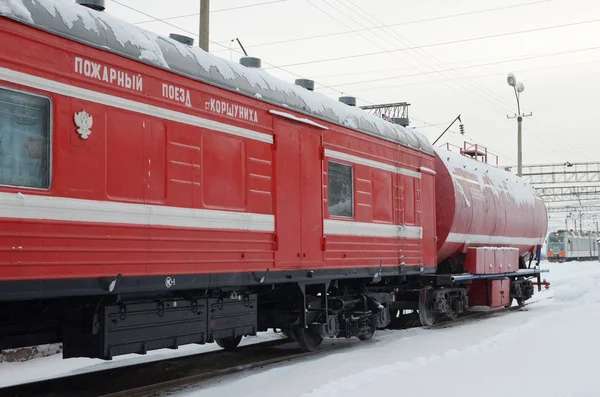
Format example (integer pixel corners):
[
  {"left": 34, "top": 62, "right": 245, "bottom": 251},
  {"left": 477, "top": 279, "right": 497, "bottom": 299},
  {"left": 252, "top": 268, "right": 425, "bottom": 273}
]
[
  {"left": 495, "top": 249, "right": 505, "bottom": 273},
  {"left": 165, "top": 124, "right": 202, "bottom": 208},
  {"left": 464, "top": 247, "right": 486, "bottom": 274},
  {"left": 299, "top": 131, "right": 323, "bottom": 265},
  {"left": 146, "top": 122, "right": 166, "bottom": 202},
  {"left": 371, "top": 169, "right": 393, "bottom": 223},
  {"left": 501, "top": 278, "right": 511, "bottom": 307},
  {"left": 505, "top": 248, "right": 519, "bottom": 272},
  {"left": 403, "top": 178, "right": 415, "bottom": 225},
  {"left": 202, "top": 131, "right": 246, "bottom": 210},
  {"left": 106, "top": 110, "right": 145, "bottom": 200},
  {"left": 484, "top": 249, "right": 495, "bottom": 274},
  {"left": 467, "top": 280, "right": 487, "bottom": 306},
  {"left": 489, "top": 280, "right": 504, "bottom": 308},
  {"left": 273, "top": 121, "right": 302, "bottom": 267}
]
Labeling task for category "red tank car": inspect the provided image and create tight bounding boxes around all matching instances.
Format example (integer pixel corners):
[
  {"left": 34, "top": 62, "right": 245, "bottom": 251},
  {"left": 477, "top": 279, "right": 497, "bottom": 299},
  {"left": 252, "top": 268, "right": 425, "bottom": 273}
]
[{"left": 434, "top": 147, "right": 547, "bottom": 265}]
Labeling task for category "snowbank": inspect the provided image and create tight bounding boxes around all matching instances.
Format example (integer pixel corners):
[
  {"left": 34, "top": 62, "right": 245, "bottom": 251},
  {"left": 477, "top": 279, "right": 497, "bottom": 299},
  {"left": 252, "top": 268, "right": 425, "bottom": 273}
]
[{"left": 178, "top": 260, "right": 600, "bottom": 397}]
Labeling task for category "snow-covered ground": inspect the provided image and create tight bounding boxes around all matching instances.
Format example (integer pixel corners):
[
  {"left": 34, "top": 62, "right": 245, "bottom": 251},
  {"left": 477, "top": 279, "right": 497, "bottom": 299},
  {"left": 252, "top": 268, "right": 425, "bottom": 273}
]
[
  {"left": 2, "top": 259, "right": 599, "bottom": 396},
  {"left": 179, "top": 260, "right": 600, "bottom": 397},
  {"left": 0, "top": 330, "right": 282, "bottom": 387}
]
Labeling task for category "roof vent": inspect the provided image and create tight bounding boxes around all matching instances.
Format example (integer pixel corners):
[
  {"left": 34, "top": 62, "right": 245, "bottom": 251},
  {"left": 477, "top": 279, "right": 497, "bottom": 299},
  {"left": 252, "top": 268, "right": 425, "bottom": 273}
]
[
  {"left": 295, "top": 79, "right": 315, "bottom": 91},
  {"left": 169, "top": 33, "right": 194, "bottom": 46},
  {"left": 339, "top": 96, "right": 356, "bottom": 106},
  {"left": 240, "top": 56, "right": 261, "bottom": 68},
  {"left": 76, "top": 0, "right": 105, "bottom": 11},
  {"left": 393, "top": 117, "right": 410, "bottom": 127}
]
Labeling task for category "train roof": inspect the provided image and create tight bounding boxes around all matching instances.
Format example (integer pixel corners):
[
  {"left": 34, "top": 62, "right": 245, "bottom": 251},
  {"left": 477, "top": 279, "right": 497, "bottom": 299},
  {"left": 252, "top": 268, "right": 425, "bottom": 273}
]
[{"left": 0, "top": 0, "right": 434, "bottom": 155}]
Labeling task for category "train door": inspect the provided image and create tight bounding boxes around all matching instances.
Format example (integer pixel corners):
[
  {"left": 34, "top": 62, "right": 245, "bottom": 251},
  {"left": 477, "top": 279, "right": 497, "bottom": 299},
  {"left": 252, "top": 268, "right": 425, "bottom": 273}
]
[{"left": 273, "top": 118, "right": 323, "bottom": 268}]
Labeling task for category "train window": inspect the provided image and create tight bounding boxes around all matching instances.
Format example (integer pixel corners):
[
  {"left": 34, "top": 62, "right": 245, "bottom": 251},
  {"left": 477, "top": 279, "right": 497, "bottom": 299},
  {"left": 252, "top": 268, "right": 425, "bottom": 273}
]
[
  {"left": 0, "top": 88, "right": 50, "bottom": 189},
  {"left": 328, "top": 161, "right": 353, "bottom": 218}
]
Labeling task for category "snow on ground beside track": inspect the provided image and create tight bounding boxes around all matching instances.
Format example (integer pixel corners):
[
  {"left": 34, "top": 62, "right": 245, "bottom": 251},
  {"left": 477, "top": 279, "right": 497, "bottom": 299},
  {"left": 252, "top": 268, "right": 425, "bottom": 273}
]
[
  {"left": 0, "top": 332, "right": 282, "bottom": 388},
  {"left": 180, "top": 260, "right": 600, "bottom": 397}
]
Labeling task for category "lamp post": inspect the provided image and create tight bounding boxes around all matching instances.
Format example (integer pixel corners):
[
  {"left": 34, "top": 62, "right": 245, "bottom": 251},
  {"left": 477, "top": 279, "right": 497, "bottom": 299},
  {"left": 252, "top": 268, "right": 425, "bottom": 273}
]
[{"left": 506, "top": 72, "right": 532, "bottom": 177}]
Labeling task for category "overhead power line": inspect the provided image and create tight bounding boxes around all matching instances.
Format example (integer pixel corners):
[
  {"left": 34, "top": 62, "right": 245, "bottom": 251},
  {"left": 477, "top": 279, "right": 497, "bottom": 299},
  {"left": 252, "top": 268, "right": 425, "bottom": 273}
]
[
  {"left": 267, "top": 18, "right": 600, "bottom": 69},
  {"left": 332, "top": 58, "right": 600, "bottom": 94},
  {"left": 331, "top": 0, "right": 575, "bottom": 160},
  {"left": 327, "top": 0, "right": 530, "bottom": 157},
  {"left": 133, "top": 0, "right": 292, "bottom": 25},
  {"left": 210, "top": 0, "right": 553, "bottom": 51},
  {"left": 320, "top": 46, "right": 600, "bottom": 89},
  {"left": 312, "top": 47, "right": 600, "bottom": 81},
  {"left": 304, "top": 0, "right": 515, "bottom": 116},
  {"left": 339, "top": 0, "right": 523, "bottom": 114}
]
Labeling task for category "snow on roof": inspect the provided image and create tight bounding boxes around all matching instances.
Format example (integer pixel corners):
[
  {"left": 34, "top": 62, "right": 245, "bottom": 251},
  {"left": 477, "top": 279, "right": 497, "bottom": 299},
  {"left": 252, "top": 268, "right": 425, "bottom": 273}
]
[
  {"left": 0, "top": 0, "right": 434, "bottom": 155},
  {"left": 435, "top": 147, "right": 541, "bottom": 207}
]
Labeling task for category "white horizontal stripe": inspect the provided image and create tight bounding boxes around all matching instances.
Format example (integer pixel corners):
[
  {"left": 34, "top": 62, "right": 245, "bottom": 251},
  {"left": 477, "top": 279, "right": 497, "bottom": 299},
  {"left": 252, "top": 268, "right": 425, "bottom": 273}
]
[
  {"left": 445, "top": 232, "right": 544, "bottom": 246},
  {"left": 324, "top": 219, "right": 423, "bottom": 239},
  {"left": 0, "top": 192, "right": 274, "bottom": 232},
  {"left": 419, "top": 166, "right": 436, "bottom": 175},
  {"left": 325, "top": 149, "right": 421, "bottom": 179},
  {"left": 269, "top": 110, "right": 329, "bottom": 130},
  {"left": 0, "top": 67, "right": 273, "bottom": 144}
]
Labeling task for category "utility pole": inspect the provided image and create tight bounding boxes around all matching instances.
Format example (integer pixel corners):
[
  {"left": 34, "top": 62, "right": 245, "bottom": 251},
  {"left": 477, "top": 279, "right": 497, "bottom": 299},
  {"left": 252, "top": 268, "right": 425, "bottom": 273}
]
[
  {"left": 199, "top": 0, "right": 210, "bottom": 52},
  {"left": 506, "top": 73, "right": 532, "bottom": 177}
]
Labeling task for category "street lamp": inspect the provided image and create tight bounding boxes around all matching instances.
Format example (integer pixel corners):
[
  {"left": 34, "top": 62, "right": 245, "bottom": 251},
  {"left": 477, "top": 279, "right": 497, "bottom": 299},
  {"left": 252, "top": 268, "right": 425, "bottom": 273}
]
[{"left": 506, "top": 72, "right": 531, "bottom": 177}]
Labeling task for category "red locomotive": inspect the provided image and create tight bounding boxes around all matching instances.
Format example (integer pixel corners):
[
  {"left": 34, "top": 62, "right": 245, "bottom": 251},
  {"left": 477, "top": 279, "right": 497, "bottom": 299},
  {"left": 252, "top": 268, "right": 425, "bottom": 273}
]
[{"left": 0, "top": 0, "right": 547, "bottom": 359}]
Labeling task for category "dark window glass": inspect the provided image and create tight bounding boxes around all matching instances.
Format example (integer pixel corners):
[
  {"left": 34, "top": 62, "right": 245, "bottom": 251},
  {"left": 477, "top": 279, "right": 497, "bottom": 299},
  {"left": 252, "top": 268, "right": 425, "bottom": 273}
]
[
  {"left": 328, "top": 161, "right": 353, "bottom": 218},
  {"left": 0, "top": 88, "right": 50, "bottom": 189},
  {"left": 548, "top": 234, "right": 564, "bottom": 243}
]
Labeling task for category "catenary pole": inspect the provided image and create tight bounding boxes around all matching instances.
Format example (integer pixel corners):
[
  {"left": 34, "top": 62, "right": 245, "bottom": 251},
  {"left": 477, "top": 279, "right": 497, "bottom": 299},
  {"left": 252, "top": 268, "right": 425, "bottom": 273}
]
[{"left": 199, "top": 0, "right": 210, "bottom": 52}]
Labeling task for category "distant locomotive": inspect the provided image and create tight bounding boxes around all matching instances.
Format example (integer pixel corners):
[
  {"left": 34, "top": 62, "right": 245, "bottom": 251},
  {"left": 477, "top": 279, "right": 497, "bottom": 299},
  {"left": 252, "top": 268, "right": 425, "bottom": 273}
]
[
  {"left": 547, "top": 230, "right": 599, "bottom": 262},
  {"left": 0, "top": 0, "right": 547, "bottom": 360}
]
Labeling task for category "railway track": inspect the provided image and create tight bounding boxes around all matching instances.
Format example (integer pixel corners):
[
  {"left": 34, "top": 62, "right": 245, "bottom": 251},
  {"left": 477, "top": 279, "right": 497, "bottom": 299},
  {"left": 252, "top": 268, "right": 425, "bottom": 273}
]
[
  {"left": 2, "top": 297, "right": 551, "bottom": 397},
  {"left": 428, "top": 296, "right": 552, "bottom": 330},
  {"left": 0, "top": 337, "right": 362, "bottom": 397}
]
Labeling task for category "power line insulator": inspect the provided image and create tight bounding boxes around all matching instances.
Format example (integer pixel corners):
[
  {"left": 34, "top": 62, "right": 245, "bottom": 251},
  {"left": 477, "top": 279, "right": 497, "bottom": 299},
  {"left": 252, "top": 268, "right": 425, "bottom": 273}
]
[{"left": 459, "top": 124, "right": 465, "bottom": 135}]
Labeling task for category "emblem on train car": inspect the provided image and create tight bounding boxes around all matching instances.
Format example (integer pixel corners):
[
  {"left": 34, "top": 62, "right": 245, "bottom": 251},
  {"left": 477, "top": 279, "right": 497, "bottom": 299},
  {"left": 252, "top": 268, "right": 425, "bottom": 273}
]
[
  {"left": 74, "top": 111, "right": 93, "bottom": 139},
  {"left": 165, "top": 277, "right": 176, "bottom": 288}
]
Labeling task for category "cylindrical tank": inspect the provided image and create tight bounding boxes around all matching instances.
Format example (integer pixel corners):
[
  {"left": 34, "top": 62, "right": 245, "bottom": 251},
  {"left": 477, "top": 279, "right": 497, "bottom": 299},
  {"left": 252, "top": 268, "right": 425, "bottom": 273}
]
[{"left": 434, "top": 148, "right": 548, "bottom": 264}]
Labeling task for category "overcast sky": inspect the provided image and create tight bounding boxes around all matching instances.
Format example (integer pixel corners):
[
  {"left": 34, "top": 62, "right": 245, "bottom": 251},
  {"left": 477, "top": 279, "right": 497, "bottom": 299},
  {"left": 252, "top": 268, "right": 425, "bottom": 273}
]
[{"left": 105, "top": 0, "right": 600, "bottom": 231}]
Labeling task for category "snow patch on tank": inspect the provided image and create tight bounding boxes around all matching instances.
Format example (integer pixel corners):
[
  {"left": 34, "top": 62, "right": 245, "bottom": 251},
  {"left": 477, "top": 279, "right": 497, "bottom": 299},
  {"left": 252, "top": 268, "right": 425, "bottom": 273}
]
[
  {"left": 435, "top": 147, "right": 538, "bottom": 207},
  {"left": 34, "top": 0, "right": 99, "bottom": 33},
  {"left": 0, "top": 0, "right": 433, "bottom": 155},
  {"left": 0, "top": 0, "right": 32, "bottom": 22},
  {"left": 454, "top": 181, "right": 471, "bottom": 207}
]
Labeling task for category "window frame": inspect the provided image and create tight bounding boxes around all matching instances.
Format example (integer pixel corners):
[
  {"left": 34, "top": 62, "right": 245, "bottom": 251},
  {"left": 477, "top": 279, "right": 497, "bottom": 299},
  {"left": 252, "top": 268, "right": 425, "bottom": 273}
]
[
  {"left": 0, "top": 85, "right": 53, "bottom": 191},
  {"left": 327, "top": 160, "right": 354, "bottom": 219}
]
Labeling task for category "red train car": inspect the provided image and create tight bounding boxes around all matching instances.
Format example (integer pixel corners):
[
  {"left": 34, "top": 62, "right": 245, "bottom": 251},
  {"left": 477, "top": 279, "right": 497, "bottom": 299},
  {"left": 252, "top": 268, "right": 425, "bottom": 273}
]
[{"left": 0, "top": 0, "right": 547, "bottom": 359}]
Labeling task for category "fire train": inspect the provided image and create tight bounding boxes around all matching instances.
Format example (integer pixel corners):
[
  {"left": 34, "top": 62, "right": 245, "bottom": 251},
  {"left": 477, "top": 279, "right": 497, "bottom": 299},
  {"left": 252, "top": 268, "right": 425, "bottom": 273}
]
[
  {"left": 547, "top": 230, "right": 599, "bottom": 262},
  {"left": 0, "top": 0, "right": 548, "bottom": 359}
]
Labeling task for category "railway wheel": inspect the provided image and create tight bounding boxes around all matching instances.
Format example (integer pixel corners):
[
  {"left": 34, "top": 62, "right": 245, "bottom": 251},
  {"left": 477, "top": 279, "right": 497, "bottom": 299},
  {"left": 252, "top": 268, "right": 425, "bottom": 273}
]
[
  {"left": 215, "top": 335, "right": 243, "bottom": 351},
  {"left": 505, "top": 297, "right": 526, "bottom": 309},
  {"left": 294, "top": 328, "right": 324, "bottom": 352},
  {"left": 358, "top": 325, "right": 376, "bottom": 341},
  {"left": 418, "top": 287, "right": 437, "bottom": 327}
]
